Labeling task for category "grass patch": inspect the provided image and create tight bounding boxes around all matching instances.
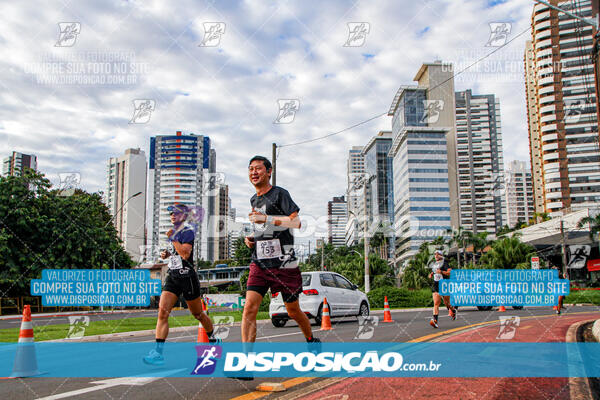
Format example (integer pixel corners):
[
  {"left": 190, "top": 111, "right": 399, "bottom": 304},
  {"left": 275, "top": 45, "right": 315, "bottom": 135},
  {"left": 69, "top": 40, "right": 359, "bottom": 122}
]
[
  {"left": 0, "top": 310, "right": 270, "bottom": 343},
  {"left": 564, "top": 290, "right": 600, "bottom": 305}
]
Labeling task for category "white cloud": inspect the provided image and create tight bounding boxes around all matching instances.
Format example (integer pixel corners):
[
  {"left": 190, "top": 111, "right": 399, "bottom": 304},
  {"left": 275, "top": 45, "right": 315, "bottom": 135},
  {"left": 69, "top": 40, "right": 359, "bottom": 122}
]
[{"left": 0, "top": 0, "right": 538, "bottom": 247}]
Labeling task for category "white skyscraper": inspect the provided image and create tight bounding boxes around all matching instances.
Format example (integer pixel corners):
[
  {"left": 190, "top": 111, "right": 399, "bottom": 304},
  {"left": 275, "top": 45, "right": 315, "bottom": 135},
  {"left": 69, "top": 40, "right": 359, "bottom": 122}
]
[
  {"left": 328, "top": 196, "right": 348, "bottom": 248},
  {"left": 106, "top": 148, "right": 147, "bottom": 262},
  {"left": 455, "top": 89, "right": 507, "bottom": 234},
  {"left": 345, "top": 146, "right": 366, "bottom": 246},
  {"left": 505, "top": 160, "right": 535, "bottom": 228}
]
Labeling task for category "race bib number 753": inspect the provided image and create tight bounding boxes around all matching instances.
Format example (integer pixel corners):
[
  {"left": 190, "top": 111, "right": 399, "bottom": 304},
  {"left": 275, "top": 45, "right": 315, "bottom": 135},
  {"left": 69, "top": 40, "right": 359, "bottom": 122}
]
[{"left": 256, "top": 239, "right": 283, "bottom": 259}]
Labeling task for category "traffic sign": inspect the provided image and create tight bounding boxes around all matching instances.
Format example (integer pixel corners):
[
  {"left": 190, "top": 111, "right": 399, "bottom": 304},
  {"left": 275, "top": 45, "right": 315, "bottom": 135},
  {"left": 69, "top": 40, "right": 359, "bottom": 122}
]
[{"left": 531, "top": 256, "right": 540, "bottom": 270}]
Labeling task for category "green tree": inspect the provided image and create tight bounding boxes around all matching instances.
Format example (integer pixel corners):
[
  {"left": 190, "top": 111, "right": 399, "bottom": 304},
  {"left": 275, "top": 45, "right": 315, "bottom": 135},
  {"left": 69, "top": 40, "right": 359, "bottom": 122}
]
[
  {"left": 471, "top": 232, "right": 492, "bottom": 268},
  {"left": 401, "top": 243, "right": 432, "bottom": 290},
  {"left": 529, "top": 212, "right": 550, "bottom": 226},
  {"left": 497, "top": 225, "right": 513, "bottom": 236},
  {"left": 577, "top": 214, "right": 600, "bottom": 241},
  {"left": 0, "top": 170, "right": 134, "bottom": 297},
  {"left": 231, "top": 237, "right": 252, "bottom": 266},
  {"left": 197, "top": 260, "right": 212, "bottom": 270},
  {"left": 479, "top": 234, "right": 536, "bottom": 269},
  {"left": 447, "top": 227, "right": 473, "bottom": 268}
]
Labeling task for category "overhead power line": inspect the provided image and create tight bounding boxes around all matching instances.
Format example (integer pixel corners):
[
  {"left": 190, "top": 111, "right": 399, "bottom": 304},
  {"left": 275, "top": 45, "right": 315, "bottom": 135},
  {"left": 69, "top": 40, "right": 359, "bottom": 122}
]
[{"left": 278, "top": 25, "right": 532, "bottom": 149}]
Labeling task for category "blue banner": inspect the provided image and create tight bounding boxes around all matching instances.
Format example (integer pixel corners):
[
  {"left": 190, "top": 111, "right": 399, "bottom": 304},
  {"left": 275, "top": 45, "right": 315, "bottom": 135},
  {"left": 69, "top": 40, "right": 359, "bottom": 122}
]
[
  {"left": 30, "top": 269, "right": 162, "bottom": 306},
  {"left": 1, "top": 342, "right": 599, "bottom": 378},
  {"left": 439, "top": 269, "right": 570, "bottom": 306}
]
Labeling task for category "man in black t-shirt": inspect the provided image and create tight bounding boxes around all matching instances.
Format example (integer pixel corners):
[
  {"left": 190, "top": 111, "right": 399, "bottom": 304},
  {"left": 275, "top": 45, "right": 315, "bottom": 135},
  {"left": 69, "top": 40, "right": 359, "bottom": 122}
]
[
  {"left": 242, "top": 156, "right": 319, "bottom": 346},
  {"left": 428, "top": 250, "right": 456, "bottom": 328}
]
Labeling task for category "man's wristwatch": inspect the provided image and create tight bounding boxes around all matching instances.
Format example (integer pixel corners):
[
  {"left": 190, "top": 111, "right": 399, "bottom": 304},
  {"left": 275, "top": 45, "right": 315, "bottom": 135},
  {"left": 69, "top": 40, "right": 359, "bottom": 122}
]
[{"left": 266, "top": 215, "right": 274, "bottom": 225}]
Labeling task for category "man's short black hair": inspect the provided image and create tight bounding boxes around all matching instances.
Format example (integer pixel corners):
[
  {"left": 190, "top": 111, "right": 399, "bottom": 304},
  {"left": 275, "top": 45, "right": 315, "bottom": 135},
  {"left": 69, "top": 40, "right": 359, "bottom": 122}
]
[{"left": 249, "top": 155, "right": 272, "bottom": 171}]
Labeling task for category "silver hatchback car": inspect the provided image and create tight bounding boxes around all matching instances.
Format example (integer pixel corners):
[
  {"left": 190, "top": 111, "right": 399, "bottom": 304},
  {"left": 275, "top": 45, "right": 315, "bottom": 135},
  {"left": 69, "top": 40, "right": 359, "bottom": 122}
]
[{"left": 269, "top": 271, "right": 370, "bottom": 327}]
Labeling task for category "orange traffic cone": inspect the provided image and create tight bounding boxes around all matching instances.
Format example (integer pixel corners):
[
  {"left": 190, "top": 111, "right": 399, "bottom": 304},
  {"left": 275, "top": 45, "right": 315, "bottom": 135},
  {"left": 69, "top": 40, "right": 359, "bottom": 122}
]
[
  {"left": 320, "top": 298, "right": 332, "bottom": 330},
  {"left": 383, "top": 296, "right": 393, "bottom": 323},
  {"left": 11, "top": 305, "right": 42, "bottom": 378},
  {"left": 197, "top": 299, "right": 209, "bottom": 343},
  {"left": 552, "top": 305, "right": 558, "bottom": 311},
  {"left": 498, "top": 305, "right": 506, "bottom": 312}
]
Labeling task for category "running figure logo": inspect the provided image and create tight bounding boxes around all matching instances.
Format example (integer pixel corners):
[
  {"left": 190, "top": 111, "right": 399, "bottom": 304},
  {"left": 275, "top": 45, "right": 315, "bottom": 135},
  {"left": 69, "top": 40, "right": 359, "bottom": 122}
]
[
  {"left": 212, "top": 316, "right": 234, "bottom": 340},
  {"left": 129, "top": 99, "right": 155, "bottom": 124},
  {"left": 486, "top": 23, "right": 511, "bottom": 47},
  {"left": 564, "top": 99, "right": 586, "bottom": 123},
  {"left": 496, "top": 316, "right": 520, "bottom": 340},
  {"left": 421, "top": 100, "right": 444, "bottom": 124},
  {"left": 58, "top": 172, "right": 81, "bottom": 196},
  {"left": 191, "top": 345, "right": 222, "bottom": 375},
  {"left": 66, "top": 316, "right": 90, "bottom": 339},
  {"left": 199, "top": 22, "right": 226, "bottom": 47},
  {"left": 55, "top": 22, "right": 81, "bottom": 47},
  {"left": 274, "top": 99, "right": 300, "bottom": 124},
  {"left": 355, "top": 316, "right": 379, "bottom": 339},
  {"left": 344, "top": 23, "right": 370, "bottom": 47}
]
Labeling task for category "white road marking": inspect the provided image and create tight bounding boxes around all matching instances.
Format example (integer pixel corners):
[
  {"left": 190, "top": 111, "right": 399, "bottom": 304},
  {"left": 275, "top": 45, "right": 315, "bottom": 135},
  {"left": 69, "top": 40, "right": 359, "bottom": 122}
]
[{"left": 35, "top": 369, "right": 186, "bottom": 400}]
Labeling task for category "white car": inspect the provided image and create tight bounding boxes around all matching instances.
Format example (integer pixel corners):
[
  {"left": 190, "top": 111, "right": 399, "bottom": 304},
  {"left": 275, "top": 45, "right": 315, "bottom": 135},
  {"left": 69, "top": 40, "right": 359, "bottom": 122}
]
[{"left": 269, "top": 271, "right": 370, "bottom": 327}]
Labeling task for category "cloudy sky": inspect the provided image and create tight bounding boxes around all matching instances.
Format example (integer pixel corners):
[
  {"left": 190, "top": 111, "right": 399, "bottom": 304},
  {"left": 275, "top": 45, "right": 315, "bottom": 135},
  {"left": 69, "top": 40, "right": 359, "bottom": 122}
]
[{"left": 1, "top": 0, "right": 534, "bottom": 244}]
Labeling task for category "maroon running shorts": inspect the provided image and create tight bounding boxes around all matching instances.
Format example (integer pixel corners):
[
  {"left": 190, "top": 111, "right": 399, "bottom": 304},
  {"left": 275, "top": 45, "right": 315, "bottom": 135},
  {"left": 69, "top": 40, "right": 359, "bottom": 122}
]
[{"left": 246, "top": 262, "right": 302, "bottom": 302}]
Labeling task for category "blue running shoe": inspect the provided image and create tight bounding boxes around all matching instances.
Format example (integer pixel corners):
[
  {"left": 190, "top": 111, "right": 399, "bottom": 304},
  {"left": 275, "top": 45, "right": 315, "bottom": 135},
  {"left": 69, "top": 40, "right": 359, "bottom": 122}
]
[
  {"left": 209, "top": 337, "right": 222, "bottom": 344},
  {"left": 143, "top": 349, "right": 165, "bottom": 365}
]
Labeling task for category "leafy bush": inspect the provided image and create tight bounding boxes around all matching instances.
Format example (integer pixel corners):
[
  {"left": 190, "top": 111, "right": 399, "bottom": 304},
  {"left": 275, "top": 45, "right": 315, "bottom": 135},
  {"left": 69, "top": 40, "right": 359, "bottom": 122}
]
[
  {"left": 259, "top": 292, "right": 271, "bottom": 312},
  {"left": 368, "top": 286, "right": 433, "bottom": 308}
]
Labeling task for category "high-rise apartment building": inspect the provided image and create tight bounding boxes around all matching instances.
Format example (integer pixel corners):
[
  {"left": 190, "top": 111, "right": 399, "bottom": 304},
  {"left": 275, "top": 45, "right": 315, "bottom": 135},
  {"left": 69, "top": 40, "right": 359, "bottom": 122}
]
[
  {"left": 455, "top": 89, "right": 507, "bottom": 234},
  {"left": 211, "top": 183, "right": 230, "bottom": 261},
  {"left": 526, "top": 0, "right": 600, "bottom": 216},
  {"left": 147, "top": 131, "right": 216, "bottom": 263},
  {"left": 505, "top": 160, "right": 535, "bottom": 227},
  {"left": 524, "top": 40, "right": 546, "bottom": 214},
  {"left": 2, "top": 152, "right": 37, "bottom": 177},
  {"left": 106, "top": 148, "right": 147, "bottom": 262},
  {"left": 388, "top": 81, "right": 453, "bottom": 263},
  {"left": 345, "top": 146, "right": 366, "bottom": 246},
  {"left": 228, "top": 221, "right": 253, "bottom": 260},
  {"left": 328, "top": 196, "right": 348, "bottom": 248}
]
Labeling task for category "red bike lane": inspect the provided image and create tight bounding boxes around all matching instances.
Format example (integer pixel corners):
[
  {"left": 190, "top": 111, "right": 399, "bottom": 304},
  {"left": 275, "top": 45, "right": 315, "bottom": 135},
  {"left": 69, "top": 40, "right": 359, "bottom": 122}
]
[{"left": 297, "top": 312, "right": 599, "bottom": 400}]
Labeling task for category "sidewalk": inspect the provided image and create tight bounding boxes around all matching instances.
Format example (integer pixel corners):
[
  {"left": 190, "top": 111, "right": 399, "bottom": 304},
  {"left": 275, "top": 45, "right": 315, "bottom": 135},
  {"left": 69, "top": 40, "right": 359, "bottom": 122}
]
[{"left": 296, "top": 311, "right": 600, "bottom": 400}]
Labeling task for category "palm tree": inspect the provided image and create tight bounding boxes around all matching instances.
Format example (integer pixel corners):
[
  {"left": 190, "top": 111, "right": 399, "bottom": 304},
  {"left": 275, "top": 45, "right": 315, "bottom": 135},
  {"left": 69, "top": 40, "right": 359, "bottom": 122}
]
[
  {"left": 577, "top": 213, "right": 600, "bottom": 241},
  {"left": 447, "top": 227, "right": 464, "bottom": 268},
  {"left": 402, "top": 245, "right": 431, "bottom": 289},
  {"left": 479, "top": 234, "right": 536, "bottom": 269},
  {"left": 471, "top": 232, "right": 491, "bottom": 267},
  {"left": 529, "top": 212, "right": 550, "bottom": 226}
]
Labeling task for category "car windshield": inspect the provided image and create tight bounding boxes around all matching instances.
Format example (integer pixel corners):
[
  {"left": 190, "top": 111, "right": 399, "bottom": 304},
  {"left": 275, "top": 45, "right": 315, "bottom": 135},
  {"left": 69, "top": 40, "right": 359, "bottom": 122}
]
[{"left": 301, "top": 274, "right": 311, "bottom": 287}]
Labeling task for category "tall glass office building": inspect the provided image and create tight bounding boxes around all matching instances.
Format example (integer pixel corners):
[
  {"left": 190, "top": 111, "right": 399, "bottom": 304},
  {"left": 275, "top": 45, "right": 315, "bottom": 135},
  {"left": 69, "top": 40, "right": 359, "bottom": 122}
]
[
  {"left": 389, "top": 85, "right": 452, "bottom": 264},
  {"left": 363, "top": 131, "right": 394, "bottom": 257}
]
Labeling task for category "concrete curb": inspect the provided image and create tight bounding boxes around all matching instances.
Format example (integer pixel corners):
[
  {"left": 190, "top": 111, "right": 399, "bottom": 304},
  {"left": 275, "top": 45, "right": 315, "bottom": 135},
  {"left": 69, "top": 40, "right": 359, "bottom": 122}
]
[
  {"left": 593, "top": 319, "right": 600, "bottom": 342},
  {"left": 566, "top": 319, "right": 597, "bottom": 400},
  {"left": 45, "top": 318, "right": 271, "bottom": 342},
  {"left": 0, "top": 309, "right": 150, "bottom": 320}
]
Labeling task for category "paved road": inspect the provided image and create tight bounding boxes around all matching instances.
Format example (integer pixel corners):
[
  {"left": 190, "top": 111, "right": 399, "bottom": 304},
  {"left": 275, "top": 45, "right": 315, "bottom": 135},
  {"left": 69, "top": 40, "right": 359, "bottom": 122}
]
[{"left": 0, "top": 305, "right": 597, "bottom": 400}]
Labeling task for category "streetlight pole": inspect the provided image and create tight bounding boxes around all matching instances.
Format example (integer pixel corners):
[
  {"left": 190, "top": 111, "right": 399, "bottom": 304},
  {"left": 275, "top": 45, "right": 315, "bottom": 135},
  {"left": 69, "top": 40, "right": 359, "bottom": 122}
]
[
  {"left": 101, "top": 191, "right": 142, "bottom": 312},
  {"left": 105, "top": 191, "right": 143, "bottom": 228},
  {"left": 348, "top": 174, "right": 371, "bottom": 293},
  {"left": 363, "top": 182, "right": 370, "bottom": 293}
]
